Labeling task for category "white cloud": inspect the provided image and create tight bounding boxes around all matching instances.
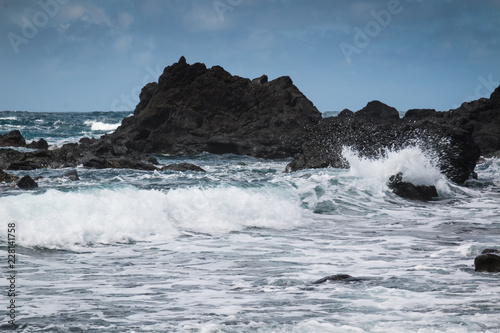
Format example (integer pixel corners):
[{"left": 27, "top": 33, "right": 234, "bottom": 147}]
[
  {"left": 182, "top": 2, "right": 230, "bottom": 32},
  {"left": 59, "top": 3, "right": 112, "bottom": 27},
  {"left": 243, "top": 29, "right": 275, "bottom": 50},
  {"left": 118, "top": 12, "right": 134, "bottom": 30},
  {"left": 114, "top": 35, "right": 133, "bottom": 52},
  {"left": 132, "top": 37, "right": 156, "bottom": 66},
  {"left": 42, "top": 56, "right": 63, "bottom": 73}
]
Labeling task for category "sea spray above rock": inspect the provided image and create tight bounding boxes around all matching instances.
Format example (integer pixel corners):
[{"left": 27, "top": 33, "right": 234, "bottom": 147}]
[
  {"left": 108, "top": 56, "right": 322, "bottom": 158},
  {"left": 286, "top": 101, "right": 481, "bottom": 184}
]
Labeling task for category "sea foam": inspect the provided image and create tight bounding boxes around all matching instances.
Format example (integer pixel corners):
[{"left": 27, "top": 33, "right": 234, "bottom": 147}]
[
  {"left": 342, "top": 146, "right": 449, "bottom": 195},
  {"left": 0, "top": 185, "right": 301, "bottom": 250}
]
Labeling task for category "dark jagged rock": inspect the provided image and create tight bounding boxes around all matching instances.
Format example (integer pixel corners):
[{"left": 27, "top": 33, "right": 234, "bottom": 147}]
[
  {"left": 338, "top": 108, "right": 354, "bottom": 118},
  {"left": 161, "top": 163, "right": 206, "bottom": 172},
  {"left": 474, "top": 249, "right": 500, "bottom": 272},
  {"left": 108, "top": 56, "right": 322, "bottom": 158},
  {"left": 404, "top": 85, "right": 500, "bottom": 158},
  {"left": 404, "top": 109, "right": 441, "bottom": 120},
  {"left": 251, "top": 75, "right": 268, "bottom": 85},
  {"left": 27, "top": 138, "right": 49, "bottom": 150},
  {"left": 0, "top": 137, "right": 158, "bottom": 171},
  {"left": 286, "top": 103, "right": 481, "bottom": 184},
  {"left": 388, "top": 173, "right": 438, "bottom": 201},
  {"left": 134, "top": 82, "right": 158, "bottom": 116},
  {"left": 0, "top": 169, "right": 18, "bottom": 182},
  {"left": 16, "top": 175, "right": 38, "bottom": 189},
  {"left": 0, "top": 130, "right": 26, "bottom": 147},
  {"left": 354, "top": 100, "right": 400, "bottom": 122},
  {"left": 312, "top": 274, "right": 359, "bottom": 284}
]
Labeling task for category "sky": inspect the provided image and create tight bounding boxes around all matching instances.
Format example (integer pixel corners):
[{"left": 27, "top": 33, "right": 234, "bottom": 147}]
[{"left": 0, "top": 0, "right": 499, "bottom": 113}]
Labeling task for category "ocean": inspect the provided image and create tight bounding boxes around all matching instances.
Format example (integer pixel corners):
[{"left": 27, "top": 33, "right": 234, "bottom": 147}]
[{"left": 1, "top": 111, "right": 499, "bottom": 332}]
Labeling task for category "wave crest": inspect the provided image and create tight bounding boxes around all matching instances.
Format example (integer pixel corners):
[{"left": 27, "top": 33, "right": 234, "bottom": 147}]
[{"left": 0, "top": 186, "right": 301, "bottom": 250}]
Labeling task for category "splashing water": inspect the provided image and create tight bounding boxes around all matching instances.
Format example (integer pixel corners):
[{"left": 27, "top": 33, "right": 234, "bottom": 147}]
[{"left": 341, "top": 146, "right": 451, "bottom": 195}]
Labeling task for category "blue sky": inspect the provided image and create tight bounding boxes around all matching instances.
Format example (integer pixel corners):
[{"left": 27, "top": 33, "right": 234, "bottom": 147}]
[{"left": 1, "top": 0, "right": 499, "bottom": 112}]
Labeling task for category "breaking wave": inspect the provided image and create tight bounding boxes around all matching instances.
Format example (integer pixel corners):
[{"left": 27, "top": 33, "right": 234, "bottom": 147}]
[{"left": 0, "top": 185, "right": 302, "bottom": 250}]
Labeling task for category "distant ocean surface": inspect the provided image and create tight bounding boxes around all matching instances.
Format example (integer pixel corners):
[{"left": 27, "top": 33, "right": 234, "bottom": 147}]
[{"left": 1, "top": 111, "right": 499, "bottom": 332}]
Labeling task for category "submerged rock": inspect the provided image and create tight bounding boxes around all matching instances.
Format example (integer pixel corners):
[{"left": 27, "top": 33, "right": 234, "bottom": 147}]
[
  {"left": 17, "top": 175, "right": 38, "bottom": 189},
  {"left": 474, "top": 249, "right": 500, "bottom": 272},
  {"left": 388, "top": 173, "right": 438, "bottom": 201},
  {"left": 161, "top": 163, "right": 206, "bottom": 172},
  {"left": 312, "top": 274, "right": 360, "bottom": 284}
]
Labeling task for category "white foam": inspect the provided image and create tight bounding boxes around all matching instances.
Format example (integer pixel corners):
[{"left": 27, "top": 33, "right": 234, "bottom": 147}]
[
  {"left": 83, "top": 120, "right": 121, "bottom": 131},
  {"left": 0, "top": 185, "right": 301, "bottom": 250},
  {"left": 342, "top": 146, "right": 447, "bottom": 194},
  {"left": 0, "top": 116, "right": 17, "bottom": 121}
]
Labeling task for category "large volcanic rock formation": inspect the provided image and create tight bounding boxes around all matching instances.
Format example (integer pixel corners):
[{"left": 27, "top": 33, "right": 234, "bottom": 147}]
[{"left": 108, "top": 56, "right": 322, "bottom": 158}]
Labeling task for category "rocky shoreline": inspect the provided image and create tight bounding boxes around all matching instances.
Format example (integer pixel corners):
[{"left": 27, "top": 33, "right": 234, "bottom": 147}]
[{"left": 1, "top": 57, "right": 499, "bottom": 189}]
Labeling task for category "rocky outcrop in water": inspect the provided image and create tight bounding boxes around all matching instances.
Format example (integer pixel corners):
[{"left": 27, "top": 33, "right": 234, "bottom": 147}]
[
  {"left": 286, "top": 101, "right": 481, "bottom": 184},
  {"left": 107, "top": 56, "right": 322, "bottom": 158},
  {"left": 474, "top": 249, "right": 500, "bottom": 272},
  {"left": 312, "top": 274, "right": 360, "bottom": 284},
  {"left": 16, "top": 175, "right": 38, "bottom": 189},
  {"left": 388, "top": 173, "right": 438, "bottom": 201},
  {"left": 0, "top": 130, "right": 49, "bottom": 150},
  {"left": 0, "top": 137, "right": 158, "bottom": 171},
  {"left": 404, "top": 85, "right": 500, "bottom": 158},
  {"left": 1, "top": 55, "right": 322, "bottom": 170},
  {"left": 0, "top": 130, "right": 26, "bottom": 147}
]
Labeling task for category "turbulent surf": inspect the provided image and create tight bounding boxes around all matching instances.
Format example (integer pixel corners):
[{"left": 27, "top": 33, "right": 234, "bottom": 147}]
[{"left": 1, "top": 111, "right": 499, "bottom": 332}]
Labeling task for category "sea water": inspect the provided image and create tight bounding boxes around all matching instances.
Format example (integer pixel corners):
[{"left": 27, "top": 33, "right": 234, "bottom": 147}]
[{"left": 0, "top": 111, "right": 499, "bottom": 332}]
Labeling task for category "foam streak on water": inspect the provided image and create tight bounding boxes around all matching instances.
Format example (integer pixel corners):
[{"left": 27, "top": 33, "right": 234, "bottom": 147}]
[{"left": 0, "top": 111, "right": 499, "bottom": 332}]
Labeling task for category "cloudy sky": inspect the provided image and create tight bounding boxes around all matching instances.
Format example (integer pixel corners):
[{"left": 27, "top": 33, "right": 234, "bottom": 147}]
[{"left": 1, "top": 0, "right": 499, "bottom": 112}]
